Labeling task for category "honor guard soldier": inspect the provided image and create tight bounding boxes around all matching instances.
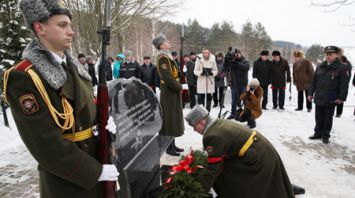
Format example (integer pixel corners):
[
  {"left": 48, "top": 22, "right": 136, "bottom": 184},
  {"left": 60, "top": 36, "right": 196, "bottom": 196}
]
[
  {"left": 152, "top": 34, "right": 185, "bottom": 156},
  {"left": 185, "top": 105, "right": 306, "bottom": 198},
  {"left": 3, "top": 0, "right": 118, "bottom": 197}
]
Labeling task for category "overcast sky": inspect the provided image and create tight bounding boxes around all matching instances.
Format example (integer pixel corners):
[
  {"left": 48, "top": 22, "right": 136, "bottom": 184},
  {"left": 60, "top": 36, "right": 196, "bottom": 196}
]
[{"left": 166, "top": 0, "right": 355, "bottom": 47}]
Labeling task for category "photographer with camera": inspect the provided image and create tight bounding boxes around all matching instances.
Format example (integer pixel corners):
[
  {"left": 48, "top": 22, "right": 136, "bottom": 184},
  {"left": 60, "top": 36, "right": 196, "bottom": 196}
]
[
  {"left": 194, "top": 48, "right": 218, "bottom": 112},
  {"left": 237, "top": 78, "right": 264, "bottom": 129},
  {"left": 223, "top": 48, "right": 250, "bottom": 119}
]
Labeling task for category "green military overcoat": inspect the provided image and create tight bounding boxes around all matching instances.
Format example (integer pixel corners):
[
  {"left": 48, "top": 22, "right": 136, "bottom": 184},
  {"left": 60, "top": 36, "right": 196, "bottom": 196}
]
[
  {"left": 5, "top": 39, "right": 104, "bottom": 198},
  {"left": 202, "top": 118, "right": 295, "bottom": 198},
  {"left": 156, "top": 50, "right": 184, "bottom": 137}
]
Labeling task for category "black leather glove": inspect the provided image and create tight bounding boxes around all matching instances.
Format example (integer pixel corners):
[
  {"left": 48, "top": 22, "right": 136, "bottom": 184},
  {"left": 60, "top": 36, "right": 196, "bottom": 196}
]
[{"left": 204, "top": 68, "right": 213, "bottom": 76}]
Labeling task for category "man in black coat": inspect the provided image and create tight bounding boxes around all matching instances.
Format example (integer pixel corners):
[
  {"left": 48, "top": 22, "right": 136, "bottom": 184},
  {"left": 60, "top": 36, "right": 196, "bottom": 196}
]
[
  {"left": 172, "top": 51, "right": 180, "bottom": 70},
  {"left": 253, "top": 50, "right": 272, "bottom": 110},
  {"left": 334, "top": 54, "right": 352, "bottom": 117},
  {"left": 186, "top": 52, "right": 198, "bottom": 108},
  {"left": 308, "top": 46, "right": 349, "bottom": 144},
  {"left": 105, "top": 57, "right": 113, "bottom": 81},
  {"left": 119, "top": 50, "right": 140, "bottom": 79},
  {"left": 226, "top": 49, "right": 250, "bottom": 119},
  {"left": 270, "top": 51, "right": 291, "bottom": 110},
  {"left": 85, "top": 56, "right": 98, "bottom": 86},
  {"left": 139, "top": 56, "right": 159, "bottom": 93}
]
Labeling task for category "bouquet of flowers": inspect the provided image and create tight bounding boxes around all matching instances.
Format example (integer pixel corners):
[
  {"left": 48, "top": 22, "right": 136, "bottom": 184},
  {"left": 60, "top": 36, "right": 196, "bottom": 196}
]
[{"left": 159, "top": 150, "right": 209, "bottom": 198}]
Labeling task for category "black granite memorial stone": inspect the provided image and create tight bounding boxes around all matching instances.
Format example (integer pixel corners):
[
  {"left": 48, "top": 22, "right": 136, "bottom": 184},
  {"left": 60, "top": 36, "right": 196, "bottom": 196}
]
[{"left": 108, "top": 78, "right": 172, "bottom": 198}]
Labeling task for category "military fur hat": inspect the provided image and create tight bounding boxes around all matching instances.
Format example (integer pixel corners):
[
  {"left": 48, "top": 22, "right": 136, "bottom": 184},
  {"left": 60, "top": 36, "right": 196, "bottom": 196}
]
[
  {"left": 152, "top": 34, "right": 167, "bottom": 49},
  {"left": 19, "top": 0, "right": 71, "bottom": 30},
  {"left": 185, "top": 105, "right": 209, "bottom": 127}
]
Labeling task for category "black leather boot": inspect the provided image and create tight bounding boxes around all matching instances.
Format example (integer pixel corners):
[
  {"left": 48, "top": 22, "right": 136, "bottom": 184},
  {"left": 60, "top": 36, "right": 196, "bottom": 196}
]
[
  {"left": 292, "top": 184, "right": 305, "bottom": 195},
  {"left": 172, "top": 139, "right": 184, "bottom": 152},
  {"left": 248, "top": 117, "right": 256, "bottom": 129},
  {"left": 166, "top": 142, "right": 180, "bottom": 156}
]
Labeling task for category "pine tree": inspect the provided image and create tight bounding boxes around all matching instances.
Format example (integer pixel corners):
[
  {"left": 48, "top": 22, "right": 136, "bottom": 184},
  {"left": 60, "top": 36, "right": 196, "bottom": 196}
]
[
  {"left": 0, "top": 0, "right": 29, "bottom": 69},
  {"left": 306, "top": 44, "right": 324, "bottom": 65}
]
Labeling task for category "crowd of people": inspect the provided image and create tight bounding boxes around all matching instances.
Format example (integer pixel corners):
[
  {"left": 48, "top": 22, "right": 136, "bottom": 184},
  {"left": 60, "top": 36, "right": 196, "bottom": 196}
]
[{"left": 78, "top": 42, "right": 353, "bottom": 145}]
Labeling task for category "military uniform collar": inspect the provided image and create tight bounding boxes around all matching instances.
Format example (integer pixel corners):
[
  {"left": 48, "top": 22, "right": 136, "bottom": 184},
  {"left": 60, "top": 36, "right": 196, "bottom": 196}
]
[
  {"left": 156, "top": 49, "right": 174, "bottom": 60},
  {"left": 50, "top": 51, "right": 67, "bottom": 65},
  {"left": 203, "top": 116, "right": 217, "bottom": 135},
  {"left": 22, "top": 38, "right": 92, "bottom": 90}
]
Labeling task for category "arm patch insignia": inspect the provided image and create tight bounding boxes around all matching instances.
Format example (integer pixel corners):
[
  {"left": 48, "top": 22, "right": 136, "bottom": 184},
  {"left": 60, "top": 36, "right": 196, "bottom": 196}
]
[{"left": 19, "top": 94, "right": 39, "bottom": 114}]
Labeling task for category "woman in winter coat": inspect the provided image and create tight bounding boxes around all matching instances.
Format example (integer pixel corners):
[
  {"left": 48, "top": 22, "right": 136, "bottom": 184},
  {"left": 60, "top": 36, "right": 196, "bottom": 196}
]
[
  {"left": 213, "top": 52, "right": 226, "bottom": 108},
  {"left": 238, "top": 78, "right": 264, "bottom": 129},
  {"left": 113, "top": 53, "right": 125, "bottom": 79},
  {"left": 194, "top": 48, "right": 218, "bottom": 112},
  {"left": 293, "top": 50, "right": 314, "bottom": 112}
]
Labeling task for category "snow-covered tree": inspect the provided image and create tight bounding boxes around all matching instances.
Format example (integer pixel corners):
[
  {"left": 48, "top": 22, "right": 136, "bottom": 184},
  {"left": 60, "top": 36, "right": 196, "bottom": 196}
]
[{"left": 0, "top": 0, "right": 30, "bottom": 69}]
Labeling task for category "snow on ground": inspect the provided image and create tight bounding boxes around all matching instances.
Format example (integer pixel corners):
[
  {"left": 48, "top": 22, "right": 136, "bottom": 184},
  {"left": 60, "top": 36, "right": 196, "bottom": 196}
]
[
  {"left": 162, "top": 76, "right": 355, "bottom": 198},
  {"left": 0, "top": 74, "right": 354, "bottom": 197}
]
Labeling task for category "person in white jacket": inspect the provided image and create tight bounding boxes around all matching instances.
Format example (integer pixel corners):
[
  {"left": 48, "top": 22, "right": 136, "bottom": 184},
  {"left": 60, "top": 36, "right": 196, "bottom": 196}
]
[{"left": 194, "top": 48, "right": 218, "bottom": 112}]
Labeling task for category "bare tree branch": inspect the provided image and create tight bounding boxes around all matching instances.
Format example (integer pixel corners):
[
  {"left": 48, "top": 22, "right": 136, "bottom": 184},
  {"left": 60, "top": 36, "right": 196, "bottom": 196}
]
[{"left": 310, "top": 0, "right": 355, "bottom": 12}]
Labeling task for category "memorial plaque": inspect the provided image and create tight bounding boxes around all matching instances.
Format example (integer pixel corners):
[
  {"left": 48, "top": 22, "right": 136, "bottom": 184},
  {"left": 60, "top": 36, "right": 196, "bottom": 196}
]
[{"left": 108, "top": 78, "right": 172, "bottom": 198}]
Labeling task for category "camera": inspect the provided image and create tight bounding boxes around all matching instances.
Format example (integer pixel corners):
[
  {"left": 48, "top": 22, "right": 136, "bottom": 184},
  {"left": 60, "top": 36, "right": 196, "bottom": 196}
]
[{"left": 225, "top": 46, "right": 235, "bottom": 63}]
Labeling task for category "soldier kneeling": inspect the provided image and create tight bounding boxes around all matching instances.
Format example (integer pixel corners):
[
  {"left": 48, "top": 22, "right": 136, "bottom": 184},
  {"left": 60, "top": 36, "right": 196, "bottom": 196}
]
[{"left": 185, "top": 105, "right": 305, "bottom": 198}]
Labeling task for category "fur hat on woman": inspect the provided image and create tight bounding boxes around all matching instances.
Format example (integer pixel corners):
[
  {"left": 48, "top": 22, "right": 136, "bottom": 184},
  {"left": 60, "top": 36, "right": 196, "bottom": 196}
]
[{"left": 249, "top": 78, "right": 260, "bottom": 87}]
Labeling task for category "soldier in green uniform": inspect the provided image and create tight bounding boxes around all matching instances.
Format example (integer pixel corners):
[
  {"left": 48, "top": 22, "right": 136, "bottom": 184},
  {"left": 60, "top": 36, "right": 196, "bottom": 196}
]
[
  {"left": 152, "top": 34, "right": 184, "bottom": 156},
  {"left": 185, "top": 105, "right": 305, "bottom": 198},
  {"left": 3, "top": 0, "right": 118, "bottom": 197}
]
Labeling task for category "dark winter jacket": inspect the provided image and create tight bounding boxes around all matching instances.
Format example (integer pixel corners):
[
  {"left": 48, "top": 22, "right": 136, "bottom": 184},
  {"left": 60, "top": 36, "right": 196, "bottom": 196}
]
[
  {"left": 308, "top": 59, "right": 349, "bottom": 106},
  {"left": 119, "top": 60, "right": 140, "bottom": 79},
  {"left": 252, "top": 58, "right": 272, "bottom": 87},
  {"left": 343, "top": 60, "right": 352, "bottom": 84},
  {"left": 270, "top": 58, "right": 291, "bottom": 88},
  {"left": 226, "top": 56, "right": 250, "bottom": 87},
  {"left": 215, "top": 60, "right": 226, "bottom": 88},
  {"left": 139, "top": 63, "right": 159, "bottom": 87},
  {"left": 105, "top": 61, "right": 113, "bottom": 81},
  {"left": 186, "top": 59, "right": 197, "bottom": 87},
  {"left": 88, "top": 63, "right": 98, "bottom": 86}
]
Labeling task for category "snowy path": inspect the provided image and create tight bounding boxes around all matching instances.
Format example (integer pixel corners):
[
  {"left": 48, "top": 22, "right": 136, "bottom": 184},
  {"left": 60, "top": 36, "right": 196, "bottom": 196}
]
[{"left": 0, "top": 83, "right": 354, "bottom": 197}]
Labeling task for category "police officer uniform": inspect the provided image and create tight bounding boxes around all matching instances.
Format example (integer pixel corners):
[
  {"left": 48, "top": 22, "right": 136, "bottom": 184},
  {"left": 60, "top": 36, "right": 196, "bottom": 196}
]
[{"left": 308, "top": 46, "right": 349, "bottom": 144}]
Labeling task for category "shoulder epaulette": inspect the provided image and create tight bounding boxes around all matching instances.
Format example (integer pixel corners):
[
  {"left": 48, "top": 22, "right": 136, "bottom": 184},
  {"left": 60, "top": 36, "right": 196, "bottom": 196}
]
[{"left": 15, "top": 60, "right": 32, "bottom": 72}]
